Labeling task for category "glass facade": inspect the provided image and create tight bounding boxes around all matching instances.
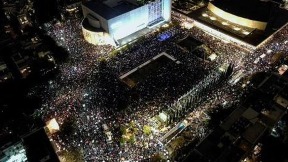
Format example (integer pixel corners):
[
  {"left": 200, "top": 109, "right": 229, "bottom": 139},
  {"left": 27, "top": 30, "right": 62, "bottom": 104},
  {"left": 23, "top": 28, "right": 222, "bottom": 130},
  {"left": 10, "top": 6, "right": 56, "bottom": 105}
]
[
  {"left": 108, "top": 0, "right": 171, "bottom": 40},
  {"left": 148, "top": 0, "right": 163, "bottom": 25},
  {"left": 109, "top": 5, "right": 149, "bottom": 39}
]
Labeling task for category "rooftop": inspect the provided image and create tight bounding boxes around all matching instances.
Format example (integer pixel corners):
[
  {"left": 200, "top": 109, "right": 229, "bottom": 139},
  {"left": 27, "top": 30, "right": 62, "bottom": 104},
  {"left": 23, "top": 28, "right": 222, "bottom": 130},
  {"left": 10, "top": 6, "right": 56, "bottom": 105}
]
[
  {"left": 82, "top": 0, "right": 138, "bottom": 20},
  {"left": 182, "top": 5, "right": 288, "bottom": 46},
  {"left": 242, "top": 122, "right": 266, "bottom": 144},
  {"left": 211, "top": 0, "right": 271, "bottom": 22},
  {"left": 195, "top": 129, "right": 245, "bottom": 162}
]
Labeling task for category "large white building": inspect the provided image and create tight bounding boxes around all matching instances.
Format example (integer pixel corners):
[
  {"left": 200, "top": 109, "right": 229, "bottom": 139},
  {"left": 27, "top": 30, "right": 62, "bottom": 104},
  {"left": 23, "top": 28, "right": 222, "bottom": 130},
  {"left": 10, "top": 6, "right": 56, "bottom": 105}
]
[
  {"left": 81, "top": 0, "right": 171, "bottom": 46},
  {"left": 0, "top": 142, "right": 28, "bottom": 162}
]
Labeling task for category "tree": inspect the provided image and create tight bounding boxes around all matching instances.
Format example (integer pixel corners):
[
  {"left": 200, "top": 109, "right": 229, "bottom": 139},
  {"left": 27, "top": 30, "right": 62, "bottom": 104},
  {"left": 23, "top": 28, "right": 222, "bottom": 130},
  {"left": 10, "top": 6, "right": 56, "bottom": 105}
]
[
  {"left": 34, "top": 0, "right": 60, "bottom": 24},
  {"left": 41, "top": 35, "right": 69, "bottom": 62},
  {"left": 119, "top": 137, "right": 126, "bottom": 146},
  {"left": 109, "top": 50, "right": 119, "bottom": 57},
  {"left": 143, "top": 125, "right": 152, "bottom": 136},
  {"left": 120, "top": 125, "right": 127, "bottom": 134},
  {"left": 129, "top": 121, "right": 136, "bottom": 128},
  {"left": 151, "top": 153, "right": 166, "bottom": 162},
  {"left": 129, "top": 134, "right": 136, "bottom": 143},
  {"left": 206, "top": 104, "right": 234, "bottom": 129},
  {"left": 60, "top": 116, "right": 77, "bottom": 138},
  {"left": 61, "top": 148, "right": 84, "bottom": 162}
]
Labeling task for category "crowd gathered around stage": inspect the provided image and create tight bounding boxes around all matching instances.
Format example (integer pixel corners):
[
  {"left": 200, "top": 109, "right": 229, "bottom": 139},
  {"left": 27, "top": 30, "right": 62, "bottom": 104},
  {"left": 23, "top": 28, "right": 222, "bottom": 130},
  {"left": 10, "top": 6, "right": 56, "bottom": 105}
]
[{"left": 28, "top": 17, "right": 288, "bottom": 161}]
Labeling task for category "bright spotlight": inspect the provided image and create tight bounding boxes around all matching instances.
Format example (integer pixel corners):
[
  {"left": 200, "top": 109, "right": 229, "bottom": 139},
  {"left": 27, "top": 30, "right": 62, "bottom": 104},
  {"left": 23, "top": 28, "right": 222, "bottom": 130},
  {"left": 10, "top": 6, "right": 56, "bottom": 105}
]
[{"left": 46, "top": 118, "right": 60, "bottom": 134}]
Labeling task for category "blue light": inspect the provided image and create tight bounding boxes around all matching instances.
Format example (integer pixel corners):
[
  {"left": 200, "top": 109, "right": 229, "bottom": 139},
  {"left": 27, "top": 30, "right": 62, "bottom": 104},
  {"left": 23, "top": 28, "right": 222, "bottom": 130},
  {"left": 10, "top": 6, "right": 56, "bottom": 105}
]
[{"left": 158, "top": 32, "right": 171, "bottom": 41}]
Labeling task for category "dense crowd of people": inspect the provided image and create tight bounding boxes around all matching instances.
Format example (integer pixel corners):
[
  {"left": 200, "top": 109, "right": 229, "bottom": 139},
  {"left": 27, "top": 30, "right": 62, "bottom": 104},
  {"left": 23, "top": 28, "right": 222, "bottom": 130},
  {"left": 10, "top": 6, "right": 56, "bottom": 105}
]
[{"left": 27, "top": 16, "right": 288, "bottom": 161}]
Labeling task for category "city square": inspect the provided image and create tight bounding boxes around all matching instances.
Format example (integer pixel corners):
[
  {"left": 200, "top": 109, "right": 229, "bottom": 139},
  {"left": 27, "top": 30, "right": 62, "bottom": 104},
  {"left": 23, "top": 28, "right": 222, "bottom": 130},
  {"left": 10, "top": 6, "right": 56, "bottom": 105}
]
[
  {"left": 0, "top": 0, "right": 288, "bottom": 161},
  {"left": 28, "top": 11, "right": 288, "bottom": 161}
]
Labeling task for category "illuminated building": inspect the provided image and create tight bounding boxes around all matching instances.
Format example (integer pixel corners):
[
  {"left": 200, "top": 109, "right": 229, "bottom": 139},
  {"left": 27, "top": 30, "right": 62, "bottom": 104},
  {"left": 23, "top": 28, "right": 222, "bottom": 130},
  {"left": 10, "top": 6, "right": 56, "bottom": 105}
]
[
  {"left": 23, "top": 128, "right": 60, "bottom": 162},
  {"left": 0, "top": 142, "right": 28, "bottom": 162},
  {"left": 46, "top": 118, "right": 60, "bottom": 134},
  {"left": 207, "top": 0, "right": 270, "bottom": 31},
  {"left": 173, "top": 0, "right": 288, "bottom": 50},
  {"left": 81, "top": 0, "right": 171, "bottom": 46}
]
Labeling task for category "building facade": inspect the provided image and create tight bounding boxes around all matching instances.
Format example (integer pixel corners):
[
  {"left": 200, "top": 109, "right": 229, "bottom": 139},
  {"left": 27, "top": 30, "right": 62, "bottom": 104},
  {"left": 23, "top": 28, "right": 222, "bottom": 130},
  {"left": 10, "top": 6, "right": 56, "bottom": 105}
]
[{"left": 81, "top": 0, "right": 171, "bottom": 45}]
